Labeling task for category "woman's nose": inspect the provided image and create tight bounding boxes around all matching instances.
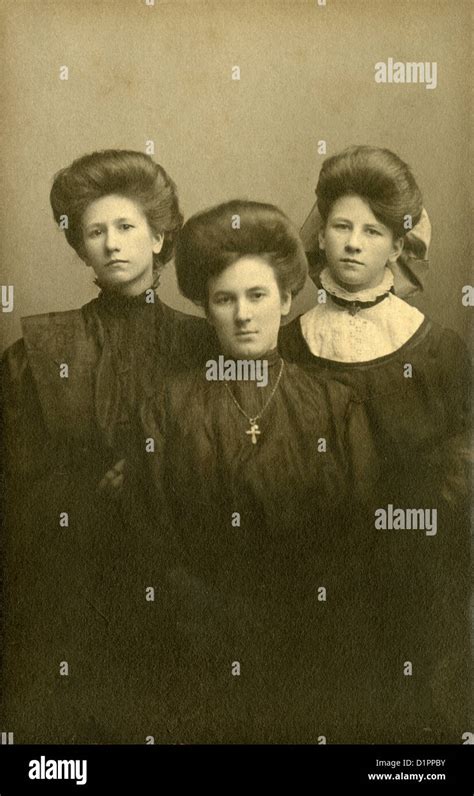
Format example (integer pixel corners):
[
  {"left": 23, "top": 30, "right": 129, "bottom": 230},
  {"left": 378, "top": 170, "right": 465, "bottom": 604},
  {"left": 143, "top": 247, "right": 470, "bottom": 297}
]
[
  {"left": 346, "top": 229, "right": 363, "bottom": 251},
  {"left": 105, "top": 229, "right": 121, "bottom": 251},
  {"left": 235, "top": 299, "right": 252, "bottom": 323}
]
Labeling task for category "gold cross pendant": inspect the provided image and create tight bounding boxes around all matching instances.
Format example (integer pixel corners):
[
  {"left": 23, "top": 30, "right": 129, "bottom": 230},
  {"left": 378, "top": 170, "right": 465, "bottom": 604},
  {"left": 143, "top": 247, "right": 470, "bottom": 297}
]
[{"left": 246, "top": 421, "right": 261, "bottom": 444}]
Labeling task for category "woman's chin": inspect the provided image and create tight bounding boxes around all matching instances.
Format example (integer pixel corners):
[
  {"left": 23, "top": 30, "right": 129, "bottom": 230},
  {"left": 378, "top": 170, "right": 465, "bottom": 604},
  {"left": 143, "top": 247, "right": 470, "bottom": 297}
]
[
  {"left": 336, "top": 274, "right": 369, "bottom": 291},
  {"left": 226, "top": 344, "right": 267, "bottom": 360},
  {"left": 104, "top": 272, "right": 132, "bottom": 284},
  {"left": 334, "top": 270, "right": 364, "bottom": 285},
  {"left": 98, "top": 274, "right": 131, "bottom": 289}
]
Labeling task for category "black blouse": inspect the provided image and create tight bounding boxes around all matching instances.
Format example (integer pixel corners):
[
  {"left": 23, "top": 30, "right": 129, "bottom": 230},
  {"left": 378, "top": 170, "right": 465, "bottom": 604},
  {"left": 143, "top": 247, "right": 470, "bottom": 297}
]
[
  {"left": 1, "top": 289, "right": 213, "bottom": 483},
  {"left": 0, "top": 289, "right": 213, "bottom": 743},
  {"left": 279, "top": 315, "right": 471, "bottom": 503},
  {"left": 139, "top": 352, "right": 453, "bottom": 744},
  {"left": 277, "top": 314, "right": 471, "bottom": 743}
]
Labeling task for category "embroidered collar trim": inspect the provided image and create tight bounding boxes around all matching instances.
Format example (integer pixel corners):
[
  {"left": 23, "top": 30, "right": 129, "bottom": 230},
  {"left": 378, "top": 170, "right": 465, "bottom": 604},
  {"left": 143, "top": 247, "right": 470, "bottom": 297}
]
[{"left": 320, "top": 267, "right": 394, "bottom": 303}]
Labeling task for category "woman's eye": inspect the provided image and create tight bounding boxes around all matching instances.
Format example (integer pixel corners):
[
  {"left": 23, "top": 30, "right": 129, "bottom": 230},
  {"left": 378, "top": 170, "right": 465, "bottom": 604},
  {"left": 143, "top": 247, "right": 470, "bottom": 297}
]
[
  {"left": 334, "top": 223, "right": 349, "bottom": 230},
  {"left": 120, "top": 224, "right": 134, "bottom": 230},
  {"left": 367, "top": 228, "right": 382, "bottom": 236},
  {"left": 250, "top": 292, "right": 265, "bottom": 300},
  {"left": 215, "top": 296, "right": 231, "bottom": 305},
  {"left": 89, "top": 229, "right": 102, "bottom": 238}
]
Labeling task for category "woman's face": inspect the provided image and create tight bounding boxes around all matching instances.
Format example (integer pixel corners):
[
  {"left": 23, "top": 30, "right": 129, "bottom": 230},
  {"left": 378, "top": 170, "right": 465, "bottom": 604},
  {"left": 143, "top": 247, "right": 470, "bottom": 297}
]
[
  {"left": 207, "top": 256, "right": 291, "bottom": 358},
  {"left": 319, "top": 194, "right": 403, "bottom": 292},
  {"left": 80, "top": 194, "right": 163, "bottom": 295}
]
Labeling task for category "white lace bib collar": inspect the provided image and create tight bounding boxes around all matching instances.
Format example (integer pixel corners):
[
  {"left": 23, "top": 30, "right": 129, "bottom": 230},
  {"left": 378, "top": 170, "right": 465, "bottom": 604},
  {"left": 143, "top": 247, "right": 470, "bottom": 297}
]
[{"left": 301, "top": 269, "right": 425, "bottom": 363}]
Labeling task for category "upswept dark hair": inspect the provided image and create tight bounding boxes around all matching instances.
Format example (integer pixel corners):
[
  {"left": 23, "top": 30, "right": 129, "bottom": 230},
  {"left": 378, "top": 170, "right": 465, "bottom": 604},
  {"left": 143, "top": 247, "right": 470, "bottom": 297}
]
[
  {"left": 175, "top": 200, "right": 308, "bottom": 306},
  {"left": 50, "top": 149, "right": 183, "bottom": 273},
  {"left": 316, "top": 146, "right": 423, "bottom": 238}
]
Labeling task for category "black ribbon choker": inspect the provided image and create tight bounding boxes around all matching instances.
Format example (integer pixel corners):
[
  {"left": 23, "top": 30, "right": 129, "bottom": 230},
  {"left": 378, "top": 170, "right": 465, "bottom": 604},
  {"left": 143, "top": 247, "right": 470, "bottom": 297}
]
[{"left": 328, "top": 289, "right": 393, "bottom": 316}]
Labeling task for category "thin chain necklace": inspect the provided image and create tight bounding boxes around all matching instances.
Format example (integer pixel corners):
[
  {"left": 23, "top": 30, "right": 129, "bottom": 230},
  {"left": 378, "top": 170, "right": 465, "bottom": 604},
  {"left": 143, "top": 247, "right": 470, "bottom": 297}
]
[{"left": 223, "top": 360, "right": 284, "bottom": 444}]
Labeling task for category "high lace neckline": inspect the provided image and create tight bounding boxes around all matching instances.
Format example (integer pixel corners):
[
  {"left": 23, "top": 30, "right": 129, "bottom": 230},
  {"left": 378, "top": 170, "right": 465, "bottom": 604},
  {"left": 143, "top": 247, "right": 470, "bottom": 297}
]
[
  {"left": 320, "top": 267, "right": 394, "bottom": 303},
  {"left": 300, "top": 282, "right": 425, "bottom": 362}
]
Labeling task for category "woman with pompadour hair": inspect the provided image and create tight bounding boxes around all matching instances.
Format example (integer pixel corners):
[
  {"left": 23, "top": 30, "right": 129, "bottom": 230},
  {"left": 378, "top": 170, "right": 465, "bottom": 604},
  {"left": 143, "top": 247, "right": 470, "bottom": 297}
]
[
  {"left": 49, "top": 149, "right": 182, "bottom": 280},
  {"left": 280, "top": 145, "right": 471, "bottom": 743},
  {"left": 139, "top": 199, "right": 381, "bottom": 744},
  {"left": 281, "top": 146, "right": 469, "bottom": 505},
  {"left": 1, "top": 149, "right": 212, "bottom": 744},
  {"left": 175, "top": 199, "right": 308, "bottom": 306},
  {"left": 3, "top": 149, "right": 210, "bottom": 479}
]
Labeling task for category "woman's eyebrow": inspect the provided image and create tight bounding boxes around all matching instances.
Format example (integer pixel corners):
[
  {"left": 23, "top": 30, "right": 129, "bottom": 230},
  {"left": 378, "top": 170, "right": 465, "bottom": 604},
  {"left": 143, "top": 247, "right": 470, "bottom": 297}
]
[
  {"left": 331, "top": 216, "right": 384, "bottom": 230},
  {"left": 211, "top": 285, "right": 269, "bottom": 297},
  {"left": 84, "top": 217, "right": 133, "bottom": 230}
]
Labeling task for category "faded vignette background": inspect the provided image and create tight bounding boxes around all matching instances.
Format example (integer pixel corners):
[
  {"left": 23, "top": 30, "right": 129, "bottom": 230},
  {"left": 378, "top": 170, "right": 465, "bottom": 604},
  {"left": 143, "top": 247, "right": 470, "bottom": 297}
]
[{"left": 0, "top": 0, "right": 472, "bottom": 351}]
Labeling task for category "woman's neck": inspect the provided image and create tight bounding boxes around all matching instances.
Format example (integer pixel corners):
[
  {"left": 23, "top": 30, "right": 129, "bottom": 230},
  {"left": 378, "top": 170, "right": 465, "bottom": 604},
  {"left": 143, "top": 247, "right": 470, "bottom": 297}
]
[
  {"left": 219, "top": 347, "right": 280, "bottom": 364},
  {"left": 98, "top": 280, "right": 154, "bottom": 299},
  {"left": 321, "top": 267, "right": 394, "bottom": 300}
]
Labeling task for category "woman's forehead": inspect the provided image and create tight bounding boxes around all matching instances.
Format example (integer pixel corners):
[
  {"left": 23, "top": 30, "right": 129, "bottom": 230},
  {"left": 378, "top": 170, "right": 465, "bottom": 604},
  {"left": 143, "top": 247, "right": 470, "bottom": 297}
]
[
  {"left": 208, "top": 256, "right": 278, "bottom": 292},
  {"left": 328, "top": 194, "right": 385, "bottom": 226},
  {"left": 82, "top": 194, "right": 146, "bottom": 226}
]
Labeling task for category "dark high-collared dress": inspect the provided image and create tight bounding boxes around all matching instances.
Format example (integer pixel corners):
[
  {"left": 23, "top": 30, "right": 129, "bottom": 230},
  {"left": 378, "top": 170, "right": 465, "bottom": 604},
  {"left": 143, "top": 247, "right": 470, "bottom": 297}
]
[
  {"left": 278, "top": 312, "right": 471, "bottom": 744},
  {"left": 140, "top": 351, "right": 421, "bottom": 744},
  {"left": 1, "top": 289, "right": 212, "bottom": 743}
]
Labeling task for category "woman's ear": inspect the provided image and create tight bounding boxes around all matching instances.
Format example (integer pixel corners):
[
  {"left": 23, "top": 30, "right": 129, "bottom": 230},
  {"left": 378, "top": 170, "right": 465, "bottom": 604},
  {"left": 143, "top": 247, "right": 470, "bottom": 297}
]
[
  {"left": 388, "top": 236, "right": 404, "bottom": 264},
  {"left": 152, "top": 234, "right": 164, "bottom": 255},
  {"left": 280, "top": 290, "right": 292, "bottom": 317},
  {"left": 318, "top": 229, "right": 326, "bottom": 251}
]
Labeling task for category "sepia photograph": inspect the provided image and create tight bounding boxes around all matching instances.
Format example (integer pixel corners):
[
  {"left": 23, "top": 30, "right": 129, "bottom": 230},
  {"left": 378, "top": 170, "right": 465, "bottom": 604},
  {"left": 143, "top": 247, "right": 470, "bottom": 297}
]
[{"left": 0, "top": 0, "right": 472, "bottom": 786}]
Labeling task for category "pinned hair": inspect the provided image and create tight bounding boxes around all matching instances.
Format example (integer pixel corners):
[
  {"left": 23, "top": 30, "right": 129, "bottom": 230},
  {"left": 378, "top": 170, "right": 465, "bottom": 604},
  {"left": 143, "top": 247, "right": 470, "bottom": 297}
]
[
  {"left": 50, "top": 149, "right": 183, "bottom": 279},
  {"left": 175, "top": 199, "right": 308, "bottom": 306},
  {"left": 316, "top": 145, "right": 423, "bottom": 238}
]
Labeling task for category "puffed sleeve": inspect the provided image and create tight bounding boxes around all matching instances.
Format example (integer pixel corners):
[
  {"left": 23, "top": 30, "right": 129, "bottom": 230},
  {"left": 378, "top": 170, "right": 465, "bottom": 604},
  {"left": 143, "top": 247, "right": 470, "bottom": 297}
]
[
  {"left": 138, "top": 382, "right": 232, "bottom": 650},
  {"left": 418, "top": 328, "right": 472, "bottom": 509},
  {"left": 157, "top": 302, "right": 216, "bottom": 374},
  {"left": 138, "top": 385, "right": 179, "bottom": 556},
  {"left": 438, "top": 328, "right": 471, "bottom": 432},
  {"left": 1, "top": 338, "right": 51, "bottom": 495}
]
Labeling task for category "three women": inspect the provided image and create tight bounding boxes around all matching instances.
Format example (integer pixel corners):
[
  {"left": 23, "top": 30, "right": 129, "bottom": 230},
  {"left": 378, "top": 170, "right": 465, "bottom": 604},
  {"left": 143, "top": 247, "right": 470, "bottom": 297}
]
[{"left": 1, "top": 146, "right": 470, "bottom": 744}]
